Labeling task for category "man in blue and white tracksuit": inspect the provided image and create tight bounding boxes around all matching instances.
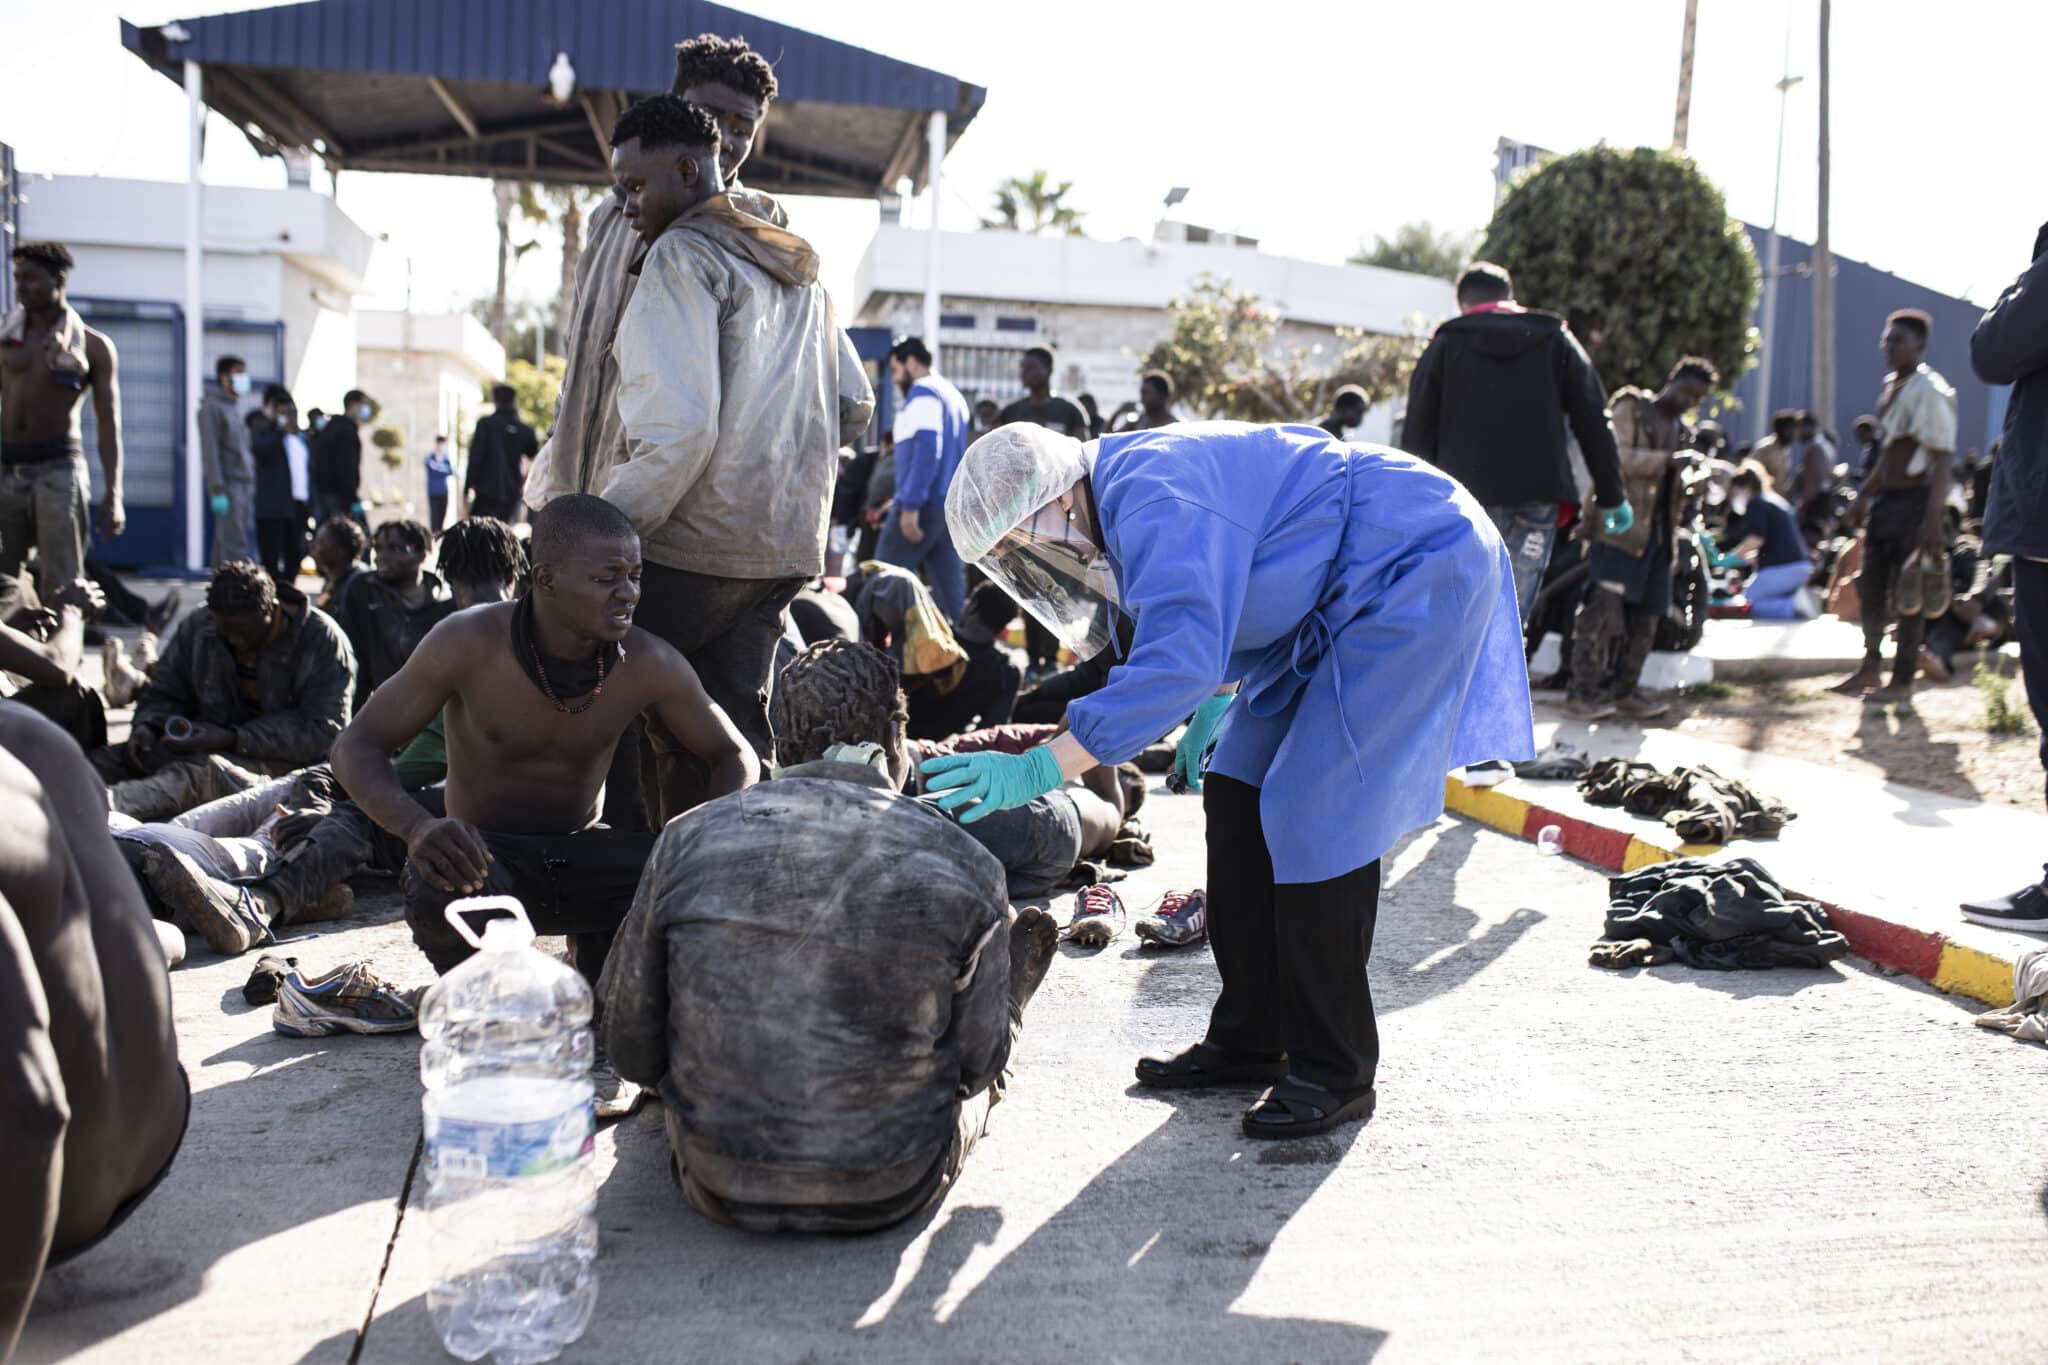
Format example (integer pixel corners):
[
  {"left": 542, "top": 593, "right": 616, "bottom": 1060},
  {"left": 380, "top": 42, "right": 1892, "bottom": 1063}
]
[{"left": 877, "top": 336, "right": 972, "bottom": 621}]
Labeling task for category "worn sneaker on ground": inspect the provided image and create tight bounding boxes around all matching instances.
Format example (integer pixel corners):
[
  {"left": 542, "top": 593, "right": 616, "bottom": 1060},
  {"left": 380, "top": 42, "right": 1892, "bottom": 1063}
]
[
  {"left": 1614, "top": 692, "right": 1671, "bottom": 720},
  {"left": 1063, "top": 884, "right": 1126, "bottom": 947},
  {"left": 1564, "top": 696, "right": 1616, "bottom": 721},
  {"left": 146, "top": 846, "right": 272, "bottom": 955},
  {"left": 592, "top": 1042, "right": 648, "bottom": 1121},
  {"left": 1462, "top": 759, "right": 1513, "bottom": 788},
  {"left": 1134, "top": 889, "right": 1208, "bottom": 948},
  {"left": 272, "top": 962, "right": 421, "bottom": 1036},
  {"left": 1960, "top": 880, "right": 2048, "bottom": 934}
]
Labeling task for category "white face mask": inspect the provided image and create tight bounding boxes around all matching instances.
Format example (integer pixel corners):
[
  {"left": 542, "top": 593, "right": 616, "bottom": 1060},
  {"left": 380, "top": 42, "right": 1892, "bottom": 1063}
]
[
  {"left": 229, "top": 372, "right": 252, "bottom": 397},
  {"left": 1730, "top": 494, "right": 1751, "bottom": 516},
  {"left": 355, "top": 403, "right": 373, "bottom": 422}
]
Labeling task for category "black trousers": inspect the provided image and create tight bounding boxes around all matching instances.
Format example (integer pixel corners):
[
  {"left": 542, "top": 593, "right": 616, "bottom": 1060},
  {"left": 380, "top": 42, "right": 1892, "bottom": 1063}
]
[
  {"left": 2015, "top": 558, "right": 2048, "bottom": 813},
  {"left": 468, "top": 494, "right": 517, "bottom": 522},
  {"left": 1202, "top": 773, "right": 1381, "bottom": 1094},
  {"left": 256, "top": 517, "right": 298, "bottom": 585},
  {"left": 1858, "top": 489, "right": 1930, "bottom": 684}
]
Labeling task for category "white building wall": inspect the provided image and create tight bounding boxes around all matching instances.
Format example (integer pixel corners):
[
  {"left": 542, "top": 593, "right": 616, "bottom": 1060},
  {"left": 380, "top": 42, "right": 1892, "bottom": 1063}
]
[{"left": 280, "top": 259, "right": 358, "bottom": 412}]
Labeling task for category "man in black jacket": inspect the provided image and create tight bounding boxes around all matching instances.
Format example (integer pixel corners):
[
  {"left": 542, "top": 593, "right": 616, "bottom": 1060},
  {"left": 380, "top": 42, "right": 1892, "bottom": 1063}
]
[
  {"left": 250, "top": 385, "right": 300, "bottom": 584},
  {"left": 312, "top": 390, "right": 367, "bottom": 530},
  {"left": 465, "top": 384, "right": 537, "bottom": 522},
  {"left": 1961, "top": 220, "right": 2048, "bottom": 934},
  {"left": 1404, "top": 262, "right": 1630, "bottom": 629}
]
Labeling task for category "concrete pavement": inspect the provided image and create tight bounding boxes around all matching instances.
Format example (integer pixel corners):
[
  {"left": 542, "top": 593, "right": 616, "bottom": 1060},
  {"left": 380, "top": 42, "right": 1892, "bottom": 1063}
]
[{"left": 20, "top": 785, "right": 2048, "bottom": 1363}]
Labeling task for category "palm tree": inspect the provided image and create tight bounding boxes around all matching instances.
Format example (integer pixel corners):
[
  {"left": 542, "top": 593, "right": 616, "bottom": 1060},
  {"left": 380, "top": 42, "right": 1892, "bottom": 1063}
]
[
  {"left": 981, "top": 171, "right": 1086, "bottom": 235},
  {"left": 517, "top": 184, "right": 589, "bottom": 341}
]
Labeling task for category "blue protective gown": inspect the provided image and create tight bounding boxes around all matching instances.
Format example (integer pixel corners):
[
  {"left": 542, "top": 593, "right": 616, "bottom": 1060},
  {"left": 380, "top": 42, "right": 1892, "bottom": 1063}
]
[{"left": 1066, "top": 422, "right": 1533, "bottom": 885}]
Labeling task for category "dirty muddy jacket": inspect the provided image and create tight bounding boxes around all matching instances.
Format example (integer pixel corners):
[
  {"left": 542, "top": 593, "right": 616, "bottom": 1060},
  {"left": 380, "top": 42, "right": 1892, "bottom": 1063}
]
[
  {"left": 133, "top": 587, "right": 356, "bottom": 767},
  {"left": 1587, "top": 389, "right": 1697, "bottom": 558},
  {"left": 598, "top": 763, "right": 1011, "bottom": 1212},
  {"left": 524, "top": 187, "right": 787, "bottom": 509},
  {"left": 602, "top": 194, "right": 875, "bottom": 579}
]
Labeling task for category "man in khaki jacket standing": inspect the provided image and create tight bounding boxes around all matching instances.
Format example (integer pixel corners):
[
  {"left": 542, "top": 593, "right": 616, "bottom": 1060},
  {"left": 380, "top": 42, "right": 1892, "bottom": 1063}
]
[{"left": 601, "top": 95, "right": 873, "bottom": 821}]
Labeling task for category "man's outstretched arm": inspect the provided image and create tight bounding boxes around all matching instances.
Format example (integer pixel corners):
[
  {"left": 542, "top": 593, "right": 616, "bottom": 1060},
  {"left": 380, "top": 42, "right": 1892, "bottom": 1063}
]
[
  {"left": 643, "top": 635, "right": 757, "bottom": 800},
  {"left": 331, "top": 618, "right": 492, "bottom": 893}
]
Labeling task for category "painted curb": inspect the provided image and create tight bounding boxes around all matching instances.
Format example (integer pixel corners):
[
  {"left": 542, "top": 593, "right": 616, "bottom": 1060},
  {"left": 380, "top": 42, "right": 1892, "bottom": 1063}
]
[{"left": 1443, "top": 776, "right": 2018, "bottom": 1009}]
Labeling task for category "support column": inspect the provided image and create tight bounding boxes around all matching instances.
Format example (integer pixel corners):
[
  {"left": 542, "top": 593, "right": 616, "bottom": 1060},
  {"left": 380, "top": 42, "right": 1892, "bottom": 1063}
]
[
  {"left": 183, "top": 59, "right": 205, "bottom": 573},
  {"left": 922, "top": 111, "right": 946, "bottom": 346}
]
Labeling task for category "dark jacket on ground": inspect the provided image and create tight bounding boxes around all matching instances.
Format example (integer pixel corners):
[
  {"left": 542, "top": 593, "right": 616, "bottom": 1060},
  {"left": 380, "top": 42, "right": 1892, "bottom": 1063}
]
[
  {"left": 329, "top": 570, "right": 457, "bottom": 705},
  {"left": 598, "top": 762, "right": 1011, "bottom": 1218},
  {"left": 466, "top": 407, "right": 538, "bottom": 506},
  {"left": 1403, "top": 309, "right": 1626, "bottom": 510},
  {"left": 250, "top": 417, "right": 295, "bottom": 520},
  {"left": 1972, "top": 229, "right": 2048, "bottom": 559},
  {"left": 312, "top": 415, "right": 361, "bottom": 502},
  {"left": 133, "top": 586, "right": 356, "bottom": 767}
]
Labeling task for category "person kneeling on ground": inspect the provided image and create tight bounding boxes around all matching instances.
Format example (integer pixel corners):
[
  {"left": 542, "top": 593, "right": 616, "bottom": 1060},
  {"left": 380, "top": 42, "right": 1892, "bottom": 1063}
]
[
  {"left": 0, "top": 704, "right": 187, "bottom": 1358},
  {"left": 89, "top": 560, "right": 356, "bottom": 821},
  {"left": 1722, "top": 462, "right": 1815, "bottom": 620},
  {"left": 598, "top": 638, "right": 1058, "bottom": 1233},
  {"left": 332, "top": 495, "right": 753, "bottom": 1109}
]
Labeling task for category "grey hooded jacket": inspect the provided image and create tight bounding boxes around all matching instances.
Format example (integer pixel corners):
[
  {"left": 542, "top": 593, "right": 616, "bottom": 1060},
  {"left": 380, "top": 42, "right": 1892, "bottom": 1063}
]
[
  {"left": 601, "top": 194, "right": 875, "bottom": 579},
  {"left": 598, "top": 762, "right": 1011, "bottom": 1212},
  {"left": 198, "top": 387, "right": 254, "bottom": 495}
]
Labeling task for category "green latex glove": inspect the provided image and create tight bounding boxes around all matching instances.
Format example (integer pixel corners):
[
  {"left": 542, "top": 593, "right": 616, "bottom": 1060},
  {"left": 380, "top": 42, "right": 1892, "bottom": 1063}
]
[
  {"left": 1599, "top": 501, "right": 1635, "bottom": 536},
  {"left": 920, "top": 746, "right": 1063, "bottom": 825},
  {"left": 1174, "top": 692, "right": 1235, "bottom": 794},
  {"left": 350, "top": 501, "right": 366, "bottom": 518},
  {"left": 208, "top": 493, "right": 229, "bottom": 518}
]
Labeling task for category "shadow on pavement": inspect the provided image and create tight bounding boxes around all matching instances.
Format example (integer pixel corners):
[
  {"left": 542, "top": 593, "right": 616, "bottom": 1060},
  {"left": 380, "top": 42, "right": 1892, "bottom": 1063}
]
[{"left": 1849, "top": 704, "right": 1983, "bottom": 809}]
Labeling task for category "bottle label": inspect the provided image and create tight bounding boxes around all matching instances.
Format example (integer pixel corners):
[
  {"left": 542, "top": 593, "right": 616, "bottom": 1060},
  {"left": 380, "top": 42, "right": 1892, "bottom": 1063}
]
[{"left": 425, "top": 1100, "right": 596, "bottom": 1180}]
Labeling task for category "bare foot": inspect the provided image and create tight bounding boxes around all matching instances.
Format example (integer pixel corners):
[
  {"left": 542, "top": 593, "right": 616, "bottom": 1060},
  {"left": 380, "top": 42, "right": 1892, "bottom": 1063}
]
[
  {"left": 1008, "top": 906, "right": 1059, "bottom": 1014},
  {"left": 1866, "top": 683, "right": 1916, "bottom": 707},
  {"left": 1917, "top": 647, "right": 1951, "bottom": 684},
  {"left": 1829, "top": 663, "right": 1885, "bottom": 695}
]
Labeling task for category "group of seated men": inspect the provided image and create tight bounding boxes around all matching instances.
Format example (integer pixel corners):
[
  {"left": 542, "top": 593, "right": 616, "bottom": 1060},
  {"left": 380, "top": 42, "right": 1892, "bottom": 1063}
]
[{"left": 3, "top": 479, "right": 1166, "bottom": 1345}]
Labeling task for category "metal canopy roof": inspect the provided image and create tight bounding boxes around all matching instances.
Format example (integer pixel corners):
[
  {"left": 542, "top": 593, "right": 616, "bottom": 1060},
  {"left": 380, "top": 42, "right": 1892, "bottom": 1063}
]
[{"left": 120, "top": 0, "right": 985, "bottom": 195}]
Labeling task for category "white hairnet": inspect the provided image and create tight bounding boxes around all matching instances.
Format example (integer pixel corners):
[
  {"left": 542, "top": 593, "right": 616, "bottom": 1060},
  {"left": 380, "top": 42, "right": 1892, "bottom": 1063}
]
[{"left": 946, "top": 423, "right": 1089, "bottom": 564}]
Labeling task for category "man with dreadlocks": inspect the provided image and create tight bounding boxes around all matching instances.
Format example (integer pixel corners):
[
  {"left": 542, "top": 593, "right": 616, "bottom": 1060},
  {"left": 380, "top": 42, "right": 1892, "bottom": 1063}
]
[
  {"left": 329, "top": 516, "right": 455, "bottom": 705},
  {"left": 89, "top": 560, "right": 355, "bottom": 821},
  {"left": 2, "top": 241, "right": 125, "bottom": 598},
  {"left": 599, "top": 639, "right": 1060, "bottom": 1232}
]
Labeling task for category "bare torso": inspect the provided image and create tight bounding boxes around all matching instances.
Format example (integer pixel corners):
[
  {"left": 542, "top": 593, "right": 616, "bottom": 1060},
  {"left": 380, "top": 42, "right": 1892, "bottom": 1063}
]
[
  {"left": 439, "top": 603, "right": 663, "bottom": 833},
  {"left": 0, "top": 316, "right": 103, "bottom": 445}
]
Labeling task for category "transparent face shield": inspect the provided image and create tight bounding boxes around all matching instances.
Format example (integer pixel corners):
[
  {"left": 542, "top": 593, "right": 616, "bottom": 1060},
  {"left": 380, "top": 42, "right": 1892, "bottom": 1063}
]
[{"left": 979, "top": 497, "right": 1121, "bottom": 661}]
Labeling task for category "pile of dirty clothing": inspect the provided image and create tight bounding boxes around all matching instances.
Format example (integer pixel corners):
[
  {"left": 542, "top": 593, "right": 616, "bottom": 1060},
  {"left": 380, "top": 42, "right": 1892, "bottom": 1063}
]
[
  {"left": 1589, "top": 857, "right": 1848, "bottom": 971},
  {"left": 1974, "top": 948, "right": 2048, "bottom": 1045},
  {"left": 1577, "top": 758, "right": 1797, "bottom": 844}
]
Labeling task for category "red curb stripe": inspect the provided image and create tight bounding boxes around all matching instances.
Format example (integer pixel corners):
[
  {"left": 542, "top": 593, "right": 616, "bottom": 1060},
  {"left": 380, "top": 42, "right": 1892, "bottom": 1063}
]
[
  {"left": 1521, "top": 806, "right": 1635, "bottom": 872},
  {"left": 1811, "top": 898, "right": 1945, "bottom": 982}
]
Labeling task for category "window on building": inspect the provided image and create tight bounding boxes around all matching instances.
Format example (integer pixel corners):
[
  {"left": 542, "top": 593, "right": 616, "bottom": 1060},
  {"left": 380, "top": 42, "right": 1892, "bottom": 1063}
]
[
  {"left": 993, "top": 316, "right": 1038, "bottom": 334},
  {"left": 939, "top": 312, "right": 977, "bottom": 330}
]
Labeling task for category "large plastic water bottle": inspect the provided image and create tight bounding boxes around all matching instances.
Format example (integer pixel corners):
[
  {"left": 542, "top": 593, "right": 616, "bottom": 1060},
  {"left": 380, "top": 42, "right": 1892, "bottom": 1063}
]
[{"left": 418, "top": 897, "right": 598, "bottom": 1364}]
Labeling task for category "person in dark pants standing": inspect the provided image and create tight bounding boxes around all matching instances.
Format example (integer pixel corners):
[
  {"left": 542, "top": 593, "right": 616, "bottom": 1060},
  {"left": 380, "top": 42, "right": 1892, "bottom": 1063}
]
[
  {"left": 312, "top": 390, "right": 368, "bottom": 530},
  {"left": 465, "top": 385, "right": 536, "bottom": 523},
  {"left": 251, "top": 385, "right": 301, "bottom": 584},
  {"left": 598, "top": 97, "right": 873, "bottom": 822},
  {"left": 1962, "top": 221, "right": 2048, "bottom": 933},
  {"left": 1829, "top": 311, "right": 1957, "bottom": 704},
  {"left": 423, "top": 435, "right": 453, "bottom": 533}
]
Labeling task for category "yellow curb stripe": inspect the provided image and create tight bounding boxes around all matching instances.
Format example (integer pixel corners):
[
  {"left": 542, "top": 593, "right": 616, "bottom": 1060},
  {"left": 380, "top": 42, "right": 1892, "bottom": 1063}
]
[
  {"left": 1675, "top": 843, "right": 1723, "bottom": 858},
  {"left": 1932, "top": 941, "right": 2016, "bottom": 1009},
  {"left": 1447, "top": 783, "right": 1532, "bottom": 838},
  {"left": 1622, "top": 839, "right": 1679, "bottom": 872}
]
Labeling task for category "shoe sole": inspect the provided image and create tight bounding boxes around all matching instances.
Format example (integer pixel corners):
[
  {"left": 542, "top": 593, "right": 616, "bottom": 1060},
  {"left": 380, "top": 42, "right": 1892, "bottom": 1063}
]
[
  {"left": 1133, "top": 919, "right": 1206, "bottom": 947},
  {"left": 272, "top": 1009, "right": 418, "bottom": 1037},
  {"left": 1062, "top": 916, "right": 1123, "bottom": 947},
  {"left": 1134, "top": 1059, "right": 1289, "bottom": 1091},
  {"left": 1958, "top": 908, "right": 2048, "bottom": 933},
  {"left": 149, "top": 848, "right": 263, "bottom": 955}
]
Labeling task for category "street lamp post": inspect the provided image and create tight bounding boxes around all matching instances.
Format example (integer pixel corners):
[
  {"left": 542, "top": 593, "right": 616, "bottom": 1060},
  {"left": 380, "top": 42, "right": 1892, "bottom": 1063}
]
[{"left": 1755, "top": 29, "right": 1804, "bottom": 443}]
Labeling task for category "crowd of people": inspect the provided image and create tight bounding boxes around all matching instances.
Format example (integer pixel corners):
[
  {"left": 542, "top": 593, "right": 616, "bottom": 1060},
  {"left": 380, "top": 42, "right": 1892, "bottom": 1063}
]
[{"left": 3, "top": 23, "right": 2046, "bottom": 1355}]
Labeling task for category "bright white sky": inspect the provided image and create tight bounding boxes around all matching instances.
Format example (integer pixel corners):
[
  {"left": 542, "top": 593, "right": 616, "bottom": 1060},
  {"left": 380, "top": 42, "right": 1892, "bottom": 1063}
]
[{"left": 4, "top": 0, "right": 2042, "bottom": 326}]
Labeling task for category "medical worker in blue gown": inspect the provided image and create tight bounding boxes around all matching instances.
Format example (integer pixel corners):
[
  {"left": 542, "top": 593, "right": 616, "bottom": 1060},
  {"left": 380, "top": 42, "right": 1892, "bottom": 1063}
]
[{"left": 920, "top": 421, "right": 1534, "bottom": 1140}]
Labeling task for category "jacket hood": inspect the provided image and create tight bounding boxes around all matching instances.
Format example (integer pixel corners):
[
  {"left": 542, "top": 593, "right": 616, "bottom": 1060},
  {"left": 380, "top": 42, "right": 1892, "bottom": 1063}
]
[
  {"left": 1433, "top": 308, "right": 1570, "bottom": 359},
  {"left": 675, "top": 193, "right": 819, "bottom": 288}
]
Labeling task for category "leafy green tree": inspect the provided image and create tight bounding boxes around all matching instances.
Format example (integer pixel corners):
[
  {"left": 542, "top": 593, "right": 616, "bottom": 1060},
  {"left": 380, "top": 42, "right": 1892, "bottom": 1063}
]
[
  {"left": 1141, "top": 276, "right": 1426, "bottom": 423},
  {"left": 1479, "top": 144, "right": 1758, "bottom": 392},
  {"left": 370, "top": 423, "right": 406, "bottom": 470},
  {"left": 492, "top": 357, "right": 565, "bottom": 435},
  {"left": 1348, "top": 221, "right": 1475, "bottom": 281},
  {"left": 981, "top": 171, "right": 1086, "bottom": 235}
]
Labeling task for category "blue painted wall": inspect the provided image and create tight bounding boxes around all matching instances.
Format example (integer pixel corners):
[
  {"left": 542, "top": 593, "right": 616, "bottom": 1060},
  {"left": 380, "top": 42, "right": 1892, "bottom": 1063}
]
[{"left": 1732, "top": 224, "right": 1997, "bottom": 455}]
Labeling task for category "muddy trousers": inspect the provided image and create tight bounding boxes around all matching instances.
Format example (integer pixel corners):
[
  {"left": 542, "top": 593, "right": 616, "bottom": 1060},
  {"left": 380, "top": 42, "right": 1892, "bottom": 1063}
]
[
  {"left": 1201, "top": 774, "right": 1381, "bottom": 1094},
  {"left": 1568, "top": 582, "right": 1659, "bottom": 704}
]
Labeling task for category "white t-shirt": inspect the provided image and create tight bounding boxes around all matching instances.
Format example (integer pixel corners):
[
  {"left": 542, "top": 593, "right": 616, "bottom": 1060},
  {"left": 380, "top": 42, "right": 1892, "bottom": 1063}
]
[
  {"left": 284, "top": 432, "right": 312, "bottom": 501},
  {"left": 1878, "top": 364, "right": 1957, "bottom": 478}
]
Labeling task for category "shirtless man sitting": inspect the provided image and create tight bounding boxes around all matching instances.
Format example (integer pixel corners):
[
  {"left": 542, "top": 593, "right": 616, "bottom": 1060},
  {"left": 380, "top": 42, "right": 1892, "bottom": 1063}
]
[{"left": 332, "top": 493, "right": 754, "bottom": 983}]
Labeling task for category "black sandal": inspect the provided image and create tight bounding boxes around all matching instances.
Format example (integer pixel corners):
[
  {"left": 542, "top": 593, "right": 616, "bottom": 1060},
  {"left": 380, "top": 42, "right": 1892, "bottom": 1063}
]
[
  {"left": 1134, "top": 1041, "right": 1288, "bottom": 1091},
  {"left": 1241, "top": 1076, "right": 1376, "bottom": 1139}
]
